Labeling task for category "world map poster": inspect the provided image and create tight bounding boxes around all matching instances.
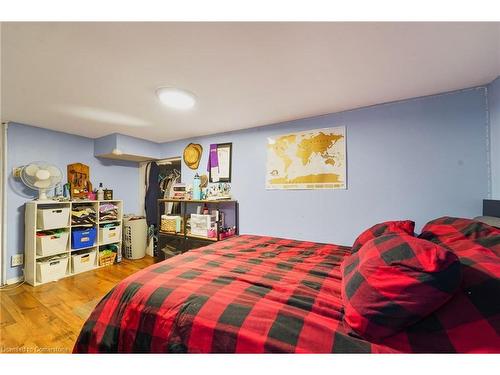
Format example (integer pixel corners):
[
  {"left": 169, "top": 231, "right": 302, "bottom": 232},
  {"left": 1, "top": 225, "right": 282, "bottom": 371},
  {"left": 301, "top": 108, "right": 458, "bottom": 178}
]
[{"left": 266, "top": 126, "right": 346, "bottom": 190}]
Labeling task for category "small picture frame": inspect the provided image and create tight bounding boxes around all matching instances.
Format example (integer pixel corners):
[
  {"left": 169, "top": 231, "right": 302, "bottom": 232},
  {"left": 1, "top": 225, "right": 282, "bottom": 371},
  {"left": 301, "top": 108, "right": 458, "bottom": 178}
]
[
  {"left": 209, "top": 143, "right": 232, "bottom": 183},
  {"left": 103, "top": 189, "right": 113, "bottom": 200}
]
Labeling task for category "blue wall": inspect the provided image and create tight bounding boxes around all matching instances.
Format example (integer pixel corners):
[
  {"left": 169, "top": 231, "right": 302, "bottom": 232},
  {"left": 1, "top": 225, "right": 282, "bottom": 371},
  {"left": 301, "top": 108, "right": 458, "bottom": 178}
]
[
  {"left": 6, "top": 123, "right": 140, "bottom": 280},
  {"left": 161, "top": 87, "right": 489, "bottom": 245},
  {"left": 4, "top": 86, "right": 493, "bottom": 281},
  {"left": 488, "top": 77, "right": 500, "bottom": 199}
]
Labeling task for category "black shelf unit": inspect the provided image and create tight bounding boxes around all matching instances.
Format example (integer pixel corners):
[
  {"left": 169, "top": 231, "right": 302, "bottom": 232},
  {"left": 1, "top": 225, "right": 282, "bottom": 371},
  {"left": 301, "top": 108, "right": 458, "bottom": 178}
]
[{"left": 157, "top": 199, "right": 239, "bottom": 259}]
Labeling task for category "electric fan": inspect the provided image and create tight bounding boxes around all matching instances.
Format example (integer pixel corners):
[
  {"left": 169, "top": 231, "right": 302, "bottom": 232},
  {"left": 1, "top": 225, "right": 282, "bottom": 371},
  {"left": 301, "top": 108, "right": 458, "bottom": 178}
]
[{"left": 19, "top": 162, "right": 63, "bottom": 201}]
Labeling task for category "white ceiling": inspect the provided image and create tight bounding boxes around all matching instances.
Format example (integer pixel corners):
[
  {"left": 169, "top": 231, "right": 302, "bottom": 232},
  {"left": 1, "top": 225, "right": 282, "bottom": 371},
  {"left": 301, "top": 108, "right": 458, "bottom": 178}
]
[{"left": 1, "top": 22, "right": 499, "bottom": 142}]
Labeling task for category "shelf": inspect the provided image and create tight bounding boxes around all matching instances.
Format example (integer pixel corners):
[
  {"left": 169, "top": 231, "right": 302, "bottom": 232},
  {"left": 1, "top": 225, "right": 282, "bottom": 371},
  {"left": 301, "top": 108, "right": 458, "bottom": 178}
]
[
  {"left": 71, "top": 244, "right": 97, "bottom": 252},
  {"left": 35, "top": 250, "right": 70, "bottom": 259},
  {"left": 27, "top": 200, "right": 123, "bottom": 205},
  {"left": 98, "top": 241, "right": 121, "bottom": 246},
  {"left": 99, "top": 220, "right": 122, "bottom": 225},
  {"left": 36, "top": 226, "right": 70, "bottom": 232},
  {"left": 27, "top": 201, "right": 71, "bottom": 206},
  {"left": 159, "top": 231, "right": 184, "bottom": 238},
  {"left": 158, "top": 231, "right": 218, "bottom": 242},
  {"left": 157, "top": 198, "right": 238, "bottom": 258},
  {"left": 26, "top": 199, "right": 124, "bottom": 286},
  {"left": 158, "top": 199, "right": 236, "bottom": 203},
  {"left": 186, "top": 233, "right": 218, "bottom": 242}
]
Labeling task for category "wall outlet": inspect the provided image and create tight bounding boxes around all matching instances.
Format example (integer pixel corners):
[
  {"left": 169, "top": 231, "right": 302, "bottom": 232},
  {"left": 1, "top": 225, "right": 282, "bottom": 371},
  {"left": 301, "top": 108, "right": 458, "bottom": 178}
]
[{"left": 11, "top": 254, "right": 24, "bottom": 267}]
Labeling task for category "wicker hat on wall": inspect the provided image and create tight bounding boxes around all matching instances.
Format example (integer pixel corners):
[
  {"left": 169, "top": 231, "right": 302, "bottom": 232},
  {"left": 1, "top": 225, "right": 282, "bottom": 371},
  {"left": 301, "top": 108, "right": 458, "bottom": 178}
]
[{"left": 183, "top": 143, "right": 203, "bottom": 169}]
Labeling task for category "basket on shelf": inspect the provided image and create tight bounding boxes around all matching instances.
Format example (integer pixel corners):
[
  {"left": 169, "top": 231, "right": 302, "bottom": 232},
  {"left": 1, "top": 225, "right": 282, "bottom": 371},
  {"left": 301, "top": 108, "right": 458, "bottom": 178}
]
[
  {"left": 161, "top": 215, "right": 183, "bottom": 233},
  {"left": 99, "top": 251, "right": 116, "bottom": 266}
]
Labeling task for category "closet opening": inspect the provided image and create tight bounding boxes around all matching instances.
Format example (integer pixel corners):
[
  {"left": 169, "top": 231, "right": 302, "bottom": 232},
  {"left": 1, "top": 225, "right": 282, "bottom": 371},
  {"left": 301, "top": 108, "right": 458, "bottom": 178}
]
[{"left": 139, "top": 157, "right": 182, "bottom": 256}]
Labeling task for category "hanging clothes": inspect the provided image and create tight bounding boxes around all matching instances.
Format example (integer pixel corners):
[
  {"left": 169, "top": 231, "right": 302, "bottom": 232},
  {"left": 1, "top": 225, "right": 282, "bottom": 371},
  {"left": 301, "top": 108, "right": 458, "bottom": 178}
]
[
  {"left": 148, "top": 160, "right": 182, "bottom": 258},
  {"left": 163, "top": 170, "right": 181, "bottom": 215},
  {"left": 145, "top": 161, "right": 160, "bottom": 226},
  {"left": 157, "top": 168, "right": 181, "bottom": 215}
]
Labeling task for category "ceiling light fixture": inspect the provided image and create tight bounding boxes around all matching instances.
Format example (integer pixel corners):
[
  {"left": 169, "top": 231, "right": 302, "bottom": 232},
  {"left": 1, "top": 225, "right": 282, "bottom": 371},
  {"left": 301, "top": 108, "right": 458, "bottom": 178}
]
[{"left": 156, "top": 87, "right": 196, "bottom": 110}]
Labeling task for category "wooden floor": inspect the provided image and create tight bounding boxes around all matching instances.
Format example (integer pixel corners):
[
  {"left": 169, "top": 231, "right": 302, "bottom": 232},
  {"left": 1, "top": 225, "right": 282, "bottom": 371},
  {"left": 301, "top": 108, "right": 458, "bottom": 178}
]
[{"left": 0, "top": 256, "right": 156, "bottom": 353}]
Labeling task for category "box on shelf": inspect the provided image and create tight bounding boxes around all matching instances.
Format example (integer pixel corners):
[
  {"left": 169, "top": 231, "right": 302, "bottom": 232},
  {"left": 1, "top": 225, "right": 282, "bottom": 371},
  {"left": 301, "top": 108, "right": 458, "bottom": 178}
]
[
  {"left": 100, "top": 225, "right": 121, "bottom": 245},
  {"left": 36, "top": 230, "right": 69, "bottom": 256},
  {"left": 171, "top": 183, "right": 186, "bottom": 199},
  {"left": 71, "top": 250, "right": 97, "bottom": 273},
  {"left": 71, "top": 227, "right": 97, "bottom": 249},
  {"left": 36, "top": 255, "right": 68, "bottom": 283},
  {"left": 36, "top": 207, "right": 70, "bottom": 230},
  {"left": 190, "top": 214, "right": 215, "bottom": 237}
]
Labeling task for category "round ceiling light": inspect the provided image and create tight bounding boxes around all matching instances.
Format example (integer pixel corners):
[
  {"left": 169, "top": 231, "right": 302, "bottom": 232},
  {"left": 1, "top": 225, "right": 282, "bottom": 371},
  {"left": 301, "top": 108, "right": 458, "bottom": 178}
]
[{"left": 155, "top": 87, "right": 196, "bottom": 110}]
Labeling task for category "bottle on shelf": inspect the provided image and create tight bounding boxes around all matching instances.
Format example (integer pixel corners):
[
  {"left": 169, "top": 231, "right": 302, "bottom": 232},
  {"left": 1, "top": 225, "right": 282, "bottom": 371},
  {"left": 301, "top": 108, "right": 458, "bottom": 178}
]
[
  {"left": 193, "top": 173, "right": 201, "bottom": 200},
  {"left": 97, "top": 183, "right": 104, "bottom": 201}
]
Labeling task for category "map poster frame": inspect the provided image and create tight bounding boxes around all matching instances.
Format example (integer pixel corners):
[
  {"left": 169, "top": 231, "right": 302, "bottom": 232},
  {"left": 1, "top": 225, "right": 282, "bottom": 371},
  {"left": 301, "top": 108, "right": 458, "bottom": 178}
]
[{"left": 265, "top": 126, "right": 347, "bottom": 190}]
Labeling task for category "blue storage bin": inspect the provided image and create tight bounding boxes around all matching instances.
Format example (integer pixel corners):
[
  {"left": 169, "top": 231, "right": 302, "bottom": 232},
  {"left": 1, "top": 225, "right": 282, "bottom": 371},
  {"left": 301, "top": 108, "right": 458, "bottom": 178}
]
[{"left": 71, "top": 227, "right": 97, "bottom": 249}]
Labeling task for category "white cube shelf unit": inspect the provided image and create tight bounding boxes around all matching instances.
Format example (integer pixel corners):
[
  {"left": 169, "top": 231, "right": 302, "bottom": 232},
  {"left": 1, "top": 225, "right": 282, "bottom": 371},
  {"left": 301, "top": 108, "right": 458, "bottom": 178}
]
[{"left": 24, "top": 200, "right": 123, "bottom": 286}]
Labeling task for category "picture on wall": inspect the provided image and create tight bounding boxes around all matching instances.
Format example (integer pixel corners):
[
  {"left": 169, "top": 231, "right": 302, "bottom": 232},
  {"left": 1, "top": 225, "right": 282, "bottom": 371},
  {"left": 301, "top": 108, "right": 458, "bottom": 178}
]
[
  {"left": 266, "top": 126, "right": 346, "bottom": 190},
  {"left": 209, "top": 142, "right": 232, "bottom": 182}
]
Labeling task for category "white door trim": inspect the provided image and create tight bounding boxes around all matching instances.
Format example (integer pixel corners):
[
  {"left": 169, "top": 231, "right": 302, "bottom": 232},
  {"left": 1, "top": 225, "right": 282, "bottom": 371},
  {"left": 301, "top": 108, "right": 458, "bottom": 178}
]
[{"left": 1, "top": 122, "right": 8, "bottom": 286}]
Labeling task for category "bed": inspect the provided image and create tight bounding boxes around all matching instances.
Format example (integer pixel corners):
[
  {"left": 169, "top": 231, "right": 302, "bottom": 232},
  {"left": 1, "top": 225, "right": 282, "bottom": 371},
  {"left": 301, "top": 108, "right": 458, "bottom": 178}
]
[{"left": 73, "top": 217, "right": 500, "bottom": 353}]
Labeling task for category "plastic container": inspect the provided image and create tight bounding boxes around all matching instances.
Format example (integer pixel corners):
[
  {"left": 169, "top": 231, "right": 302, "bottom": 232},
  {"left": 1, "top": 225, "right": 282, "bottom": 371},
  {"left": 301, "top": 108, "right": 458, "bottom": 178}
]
[
  {"left": 71, "top": 227, "right": 97, "bottom": 249},
  {"left": 36, "top": 256, "right": 68, "bottom": 283},
  {"left": 99, "top": 225, "right": 121, "bottom": 245},
  {"left": 190, "top": 214, "right": 212, "bottom": 237},
  {"left": 36, "top": 207, "right": 70, "bottom": 230},
  {"left": 36, "top": 230, "right": 69, "bottom": 256},
  {"left": 71, "top": 250, "right": 97, "bottom": 274}
]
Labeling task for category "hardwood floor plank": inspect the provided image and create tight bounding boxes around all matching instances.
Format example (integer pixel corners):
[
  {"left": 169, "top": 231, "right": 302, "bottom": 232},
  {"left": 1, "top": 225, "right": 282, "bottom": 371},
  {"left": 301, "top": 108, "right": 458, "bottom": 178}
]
[{"left": 0, "top": 256, "right": 156, "bottom": 353}]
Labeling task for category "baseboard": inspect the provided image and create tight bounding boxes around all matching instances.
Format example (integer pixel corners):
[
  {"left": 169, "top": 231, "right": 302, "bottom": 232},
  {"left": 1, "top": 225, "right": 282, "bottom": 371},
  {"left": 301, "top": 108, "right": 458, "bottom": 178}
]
[{"left": 6, "top": 275, "right": 23, "bottom": 285}]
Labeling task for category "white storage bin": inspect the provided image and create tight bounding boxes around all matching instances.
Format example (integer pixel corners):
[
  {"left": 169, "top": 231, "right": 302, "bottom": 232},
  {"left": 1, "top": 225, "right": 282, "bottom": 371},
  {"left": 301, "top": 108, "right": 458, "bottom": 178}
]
[
  {"left": 36, "top": 256, "right": 68, "bottom": 283},
  {"left": 190, "top": 214, "right": 213, "bottom": 237},
  {"left": 71, "top": 250, "right": 97, "bottom": 274},
  {"left": 37, "top": 207, "right": 70, "bottom": 230},
  {"left": 100, "top": 225, "right": 122, "bottom": 245},
  {"left": 36, "top": 231, "right": 69, "bottom": 256}
]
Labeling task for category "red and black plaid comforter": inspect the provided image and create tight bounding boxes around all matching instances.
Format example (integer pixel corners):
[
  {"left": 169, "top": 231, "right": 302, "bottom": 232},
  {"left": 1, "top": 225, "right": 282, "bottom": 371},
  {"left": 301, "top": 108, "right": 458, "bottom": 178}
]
[{"left": 74, "top": 221, "right": 500, "bottom": 353}]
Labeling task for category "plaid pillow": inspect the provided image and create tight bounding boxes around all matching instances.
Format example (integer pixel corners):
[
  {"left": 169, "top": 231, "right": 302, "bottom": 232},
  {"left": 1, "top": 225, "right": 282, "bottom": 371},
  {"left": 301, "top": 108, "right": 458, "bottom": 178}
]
[
  {"left": 341, "top": 233, "right": 462, "bottom": 341},
  {"left": 351, "top": 220, "right": 415, "bottom": 253},
  {"left": 419, "top": 216, "right": 500, "bottom": 249}
]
